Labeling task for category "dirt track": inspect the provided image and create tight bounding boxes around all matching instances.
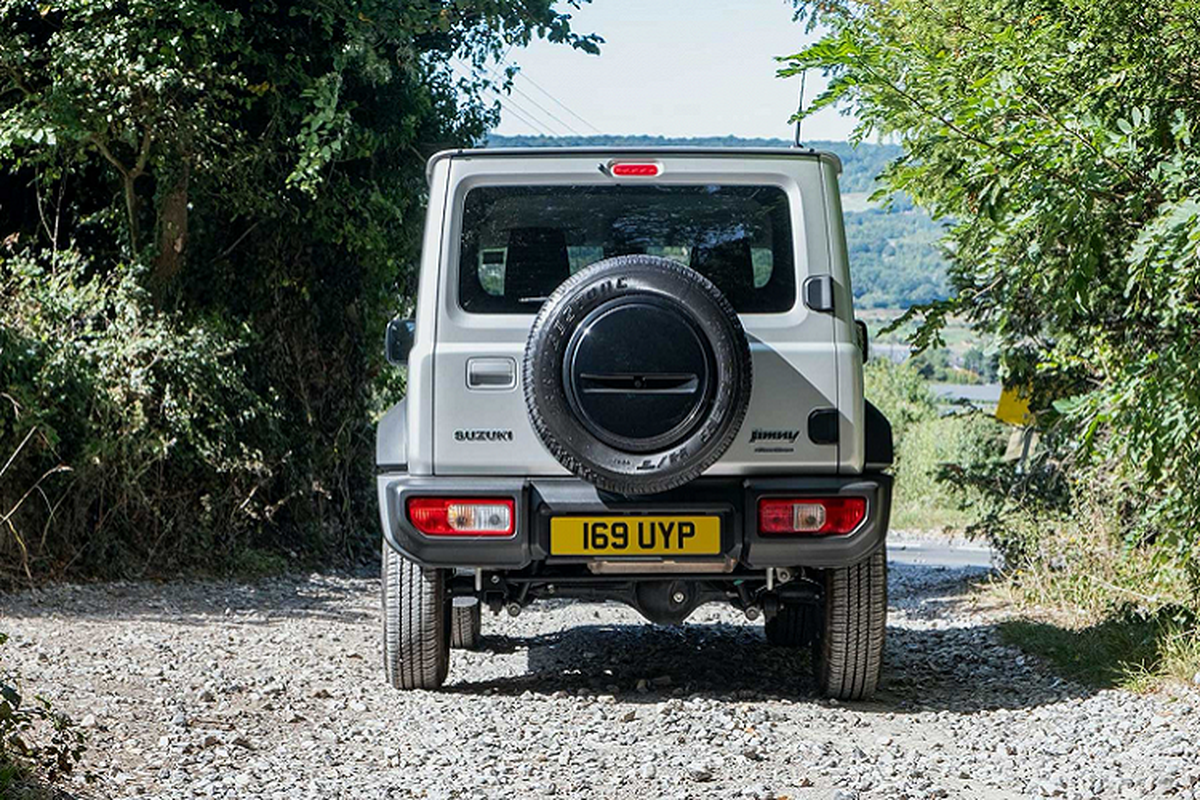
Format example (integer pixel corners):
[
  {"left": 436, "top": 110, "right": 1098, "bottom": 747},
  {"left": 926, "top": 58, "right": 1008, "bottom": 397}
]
[{"left": 3, "top": 551, "right": 1199, "bottom": 799}]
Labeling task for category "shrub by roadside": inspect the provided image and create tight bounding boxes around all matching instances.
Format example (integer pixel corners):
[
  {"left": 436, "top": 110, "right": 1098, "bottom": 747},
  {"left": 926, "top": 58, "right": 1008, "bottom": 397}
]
[
  {"left": 0, "top": 0, "right": 600, "bottom": 588},
  {"left": 787, "top": 0, "right": 1200, "bottom": 691},
  {"left": 0, "top": 251, "right": 281, "bottom": 585},
  {"left": 941, "top": 421, "right": 1200, "bottom": 690},
  {"left": 982, "top": 497, "right": 1200, "bottom": 691},
  {"left": 865, "top": 359, "right": 1200, "bottom": 689},
  {"left": 863, "top": 359, "right": 1005, "bottom": 531},
  {"left": 0, "top": 633, "right": 88, "bottom": 797}
]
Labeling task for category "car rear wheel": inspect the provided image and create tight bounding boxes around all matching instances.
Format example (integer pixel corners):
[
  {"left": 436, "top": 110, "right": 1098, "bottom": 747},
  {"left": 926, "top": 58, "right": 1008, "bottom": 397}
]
[
  {"left": 382, "top": 543, "right": 450, "bottom": 690},
  {"left": 815, "top": 549, "right": 886, "bottom": 700},
  {"left": 450, "top": 604, "right": 482, "bottom": 650},
  {"left": 764, "top": 602, "right": 820, "bottom": 648}
]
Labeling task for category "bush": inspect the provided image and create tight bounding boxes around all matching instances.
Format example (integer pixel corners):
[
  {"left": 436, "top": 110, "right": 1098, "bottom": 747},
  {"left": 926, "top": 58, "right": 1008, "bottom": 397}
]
[
  {"left": 0, "top": 250, "right": 279, "bottom": 583},
  {"left": 893, "top": 412, "right": 1006, "bottom": 531},
  {"left": 864, "top": 359, "right": 1006, "bottom": 531},
  {"left": 0, "top": 633, "right": 87, "bottom": 793},
  {"left": 786, "top": 0, "right": 1200, "bottom": 604},
  {"left": 862, "top": 358, "right": 938, "bottom": 439}
]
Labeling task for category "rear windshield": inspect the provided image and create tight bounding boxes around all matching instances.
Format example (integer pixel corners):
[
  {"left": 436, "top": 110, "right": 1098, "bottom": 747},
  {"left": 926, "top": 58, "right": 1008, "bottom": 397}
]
[{"left": 457, "top": 184, "right": 796, "bottom": 314}]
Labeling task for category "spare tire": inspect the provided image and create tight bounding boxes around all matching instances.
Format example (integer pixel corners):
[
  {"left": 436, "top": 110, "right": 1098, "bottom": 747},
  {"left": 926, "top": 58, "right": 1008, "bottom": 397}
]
[{"left": 524, "top": 255, "right": 752, "bottom": 495}]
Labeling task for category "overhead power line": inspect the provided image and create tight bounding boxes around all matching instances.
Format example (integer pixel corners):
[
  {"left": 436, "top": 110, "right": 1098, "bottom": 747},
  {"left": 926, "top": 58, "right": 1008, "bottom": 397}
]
[
  {"left": 507, "top": 81, "right": 585, "bottom": 137},
  {"left": 496, "top": 98, "right": 556, "bottom": 137},
  {"left": 449, "top": 60, "right": 561, "bottom": 136},
  {"left": 451, "top": 57, "right": 603, "bottom": 138},
  {"left": 514, "top": 71, "right": 602, "bottom": 135}
]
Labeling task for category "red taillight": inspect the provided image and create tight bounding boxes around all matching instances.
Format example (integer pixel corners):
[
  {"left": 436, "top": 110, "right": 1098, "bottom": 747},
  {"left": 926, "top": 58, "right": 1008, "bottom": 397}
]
[
  {"left": 758, "top": 497, "right": 867, "bottom": 535},
  {"left": 407, "top": 497, "right": 515, "bottom": 536},
  {"left": 610, "top": 162, "right": 661, "bottom": 177}
]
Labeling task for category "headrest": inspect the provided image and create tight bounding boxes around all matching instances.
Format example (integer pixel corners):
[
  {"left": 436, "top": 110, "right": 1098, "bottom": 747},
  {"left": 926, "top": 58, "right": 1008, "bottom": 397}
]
[
  {"left": 505, "top": 227, "right": 570, "bottom": 303},
  {"left": 690, "top": 236, "right": 755, "bottom": 306}
]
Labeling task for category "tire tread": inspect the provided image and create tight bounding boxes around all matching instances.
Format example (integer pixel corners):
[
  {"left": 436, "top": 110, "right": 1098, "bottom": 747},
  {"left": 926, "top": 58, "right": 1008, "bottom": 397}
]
[
  {"left": 816, "top": 550, "right": 886, "bottom": 700},
  {"left": 382, "top": 544, "right": 449, "bottom": 690},
  {"left": 450, "top": 604, "right": 482, "bottom": 650},
  {"left": 524, "top": 256, "right": 752, "bottom": 495}
]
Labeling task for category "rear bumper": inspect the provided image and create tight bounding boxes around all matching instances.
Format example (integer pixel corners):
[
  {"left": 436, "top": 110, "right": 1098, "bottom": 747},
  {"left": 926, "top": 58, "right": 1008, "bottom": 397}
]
[{"left": 377, "top": 474, "right": 891, "bottom": 571}]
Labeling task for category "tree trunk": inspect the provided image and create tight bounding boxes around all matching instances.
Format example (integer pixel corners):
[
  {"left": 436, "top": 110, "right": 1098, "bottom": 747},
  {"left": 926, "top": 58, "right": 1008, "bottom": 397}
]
[
  {"left": 152, "top": 162, "right": 189, "bottom": 304},
  {"left": 123, "top": 174, "right": 139, "bottom": 254}
]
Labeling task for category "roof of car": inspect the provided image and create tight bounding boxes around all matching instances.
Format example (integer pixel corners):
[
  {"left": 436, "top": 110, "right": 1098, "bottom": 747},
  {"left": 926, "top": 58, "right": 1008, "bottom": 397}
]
[{"left": 426, "top": 146, "right": 843, "bottom": 183}]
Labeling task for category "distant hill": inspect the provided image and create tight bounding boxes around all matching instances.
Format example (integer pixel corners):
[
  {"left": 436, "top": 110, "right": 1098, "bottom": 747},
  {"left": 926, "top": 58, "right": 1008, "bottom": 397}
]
[{"left": 483, "top": 134, "right": 948, "bottom": 308}]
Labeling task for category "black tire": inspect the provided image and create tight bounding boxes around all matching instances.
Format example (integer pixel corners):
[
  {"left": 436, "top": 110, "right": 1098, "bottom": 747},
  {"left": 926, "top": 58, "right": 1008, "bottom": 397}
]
[
  {"left": 765, "top": 602, "right": 820, "bottom": 648},
  {"left": 382, "top": 543, "right": 450, "bottom": 690},
  {"left": 450, "top": 604, "right": 482, "bottom": 650},
  {"left": 815, "top": 549, "right": 887, "bottom": 700},
  {"left": 524, "top": 255, "right": 753, "bottom": 495}
]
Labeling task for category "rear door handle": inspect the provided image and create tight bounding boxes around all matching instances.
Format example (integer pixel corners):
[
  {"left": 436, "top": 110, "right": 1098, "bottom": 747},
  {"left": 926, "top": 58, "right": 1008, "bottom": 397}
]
[
  {"left": 803, "top": 275, "right": 835, "bottom": 313},
  {"left": 466, "top": 357, "right": 517, "bottom": 390}
]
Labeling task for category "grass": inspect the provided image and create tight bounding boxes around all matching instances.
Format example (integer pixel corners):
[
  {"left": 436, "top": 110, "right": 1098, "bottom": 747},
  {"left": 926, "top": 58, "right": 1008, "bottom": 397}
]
[
  {"left": 888, "top": 412, "right": 1006, "bottom": 532},
  {"left": 998, "top": 612, "right": 1200, "bottom": 691},
  {"left": 983, "top": 520, "right": 1200, "bottom": 692},
  {"left": 0, "top": 762, "right": 52, "bottom": 800},
  {"left": 891, "top": 489, "right": 977, "bottom": 532},
  {"left": 228, "top": 546, "right": 291, "bottom": 578}
]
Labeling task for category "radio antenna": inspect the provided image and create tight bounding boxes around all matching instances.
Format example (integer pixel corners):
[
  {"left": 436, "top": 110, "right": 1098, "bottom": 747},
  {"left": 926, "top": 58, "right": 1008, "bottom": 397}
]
[{"left": 792, "top": 68, "right": 808, "bottom": 148}]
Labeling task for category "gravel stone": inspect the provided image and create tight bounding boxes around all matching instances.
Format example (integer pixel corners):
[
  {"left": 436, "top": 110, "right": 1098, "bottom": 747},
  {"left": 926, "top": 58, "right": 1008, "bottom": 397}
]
[{"left": 3, "top": 545, "right": 1199, "bottom": 799}]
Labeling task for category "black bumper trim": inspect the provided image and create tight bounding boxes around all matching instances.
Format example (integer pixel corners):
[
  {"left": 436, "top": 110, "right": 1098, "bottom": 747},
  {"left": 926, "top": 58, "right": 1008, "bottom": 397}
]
[{"left": 378, "top": 473, "right": 891, "bottom": 570}]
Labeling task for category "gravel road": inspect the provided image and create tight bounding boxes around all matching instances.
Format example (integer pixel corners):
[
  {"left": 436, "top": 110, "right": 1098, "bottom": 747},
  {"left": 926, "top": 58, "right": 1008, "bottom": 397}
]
[{"left": 3, "top": 546, "right": 1199, "bottom": 800}]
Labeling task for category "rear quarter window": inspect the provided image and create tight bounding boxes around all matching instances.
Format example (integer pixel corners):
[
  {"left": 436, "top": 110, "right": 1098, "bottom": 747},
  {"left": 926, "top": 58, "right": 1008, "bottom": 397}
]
[{"left": 458, "top": 184, "right": 796, "bottom": 313}]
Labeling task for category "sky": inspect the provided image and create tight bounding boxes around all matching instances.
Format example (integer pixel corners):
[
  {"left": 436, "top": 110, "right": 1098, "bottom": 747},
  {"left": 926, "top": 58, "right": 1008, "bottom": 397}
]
[{"left": 490, "top": 0, "right": 858, "bottom": 142}]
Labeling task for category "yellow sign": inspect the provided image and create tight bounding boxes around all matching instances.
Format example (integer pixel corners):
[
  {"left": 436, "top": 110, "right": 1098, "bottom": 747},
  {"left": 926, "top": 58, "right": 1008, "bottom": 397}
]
[
  {"left": 550, "top": 516, "right": 721, "bottom": 556},
  {"left": 995, "top": 384, "right": 1033, "bottom": 426}
]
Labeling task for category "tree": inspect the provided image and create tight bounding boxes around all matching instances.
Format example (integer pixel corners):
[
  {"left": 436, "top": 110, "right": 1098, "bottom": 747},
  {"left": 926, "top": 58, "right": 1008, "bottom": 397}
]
[
  {"left": 782, "top": 0, "right": 1200, "bottom": 577},
  {"left": 0, "top": 0, "right": 599, "bottom": 580},
  {"left": 0, "top": 0, "right": 598, "bottom": 300}
]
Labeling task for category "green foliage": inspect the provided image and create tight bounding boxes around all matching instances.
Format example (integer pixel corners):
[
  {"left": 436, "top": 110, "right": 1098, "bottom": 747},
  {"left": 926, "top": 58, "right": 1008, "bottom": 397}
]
[
  {"left": 987, "top": 499, "right": 1200, "bottom": 691},
  {"left": 0, "top": 1, "right": 598, "bottom": 582},
  {"left": 0, "top": 633, "right": 87, "bottom": 791},
  {"left": 894, "top": 411, "right": 1005, "bottom": 530},
  {"left": 1, "top": 251, "right": 278, "bottom": 580},
  {"left": 863, "top": 359, "right": 1005, "bottom": 530},
  {"left": 999, "top": 609, "right": 1200, "bottom": 691},
  {"left": 785, "top": 0, "right": 1200, "bottom": 594},
  {"left": 843, "top": 207, "right": 950, "bottom": 308},
  {"left": 862, "top": 358, "right": 937, "bottom": 438}
]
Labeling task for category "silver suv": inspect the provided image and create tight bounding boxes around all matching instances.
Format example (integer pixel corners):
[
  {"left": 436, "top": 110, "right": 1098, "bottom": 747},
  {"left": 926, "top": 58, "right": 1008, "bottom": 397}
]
[{"left": 377, "top": 148, "right": 893, "bottom": 700}]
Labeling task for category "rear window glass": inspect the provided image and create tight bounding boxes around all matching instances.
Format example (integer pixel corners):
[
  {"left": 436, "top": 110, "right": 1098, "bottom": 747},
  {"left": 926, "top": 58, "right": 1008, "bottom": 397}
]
[{"left": 458, "top": 184, "right": 796, "bottom": 314}]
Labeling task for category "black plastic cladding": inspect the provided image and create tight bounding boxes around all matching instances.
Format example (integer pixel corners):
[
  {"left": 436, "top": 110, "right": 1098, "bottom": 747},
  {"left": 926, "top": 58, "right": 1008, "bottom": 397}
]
[
  {"left": 562, "top": 296, "right": 715, "bottom": 451},
  {"left": 380, "top": 474, "right": 891, "bottom": 571}
]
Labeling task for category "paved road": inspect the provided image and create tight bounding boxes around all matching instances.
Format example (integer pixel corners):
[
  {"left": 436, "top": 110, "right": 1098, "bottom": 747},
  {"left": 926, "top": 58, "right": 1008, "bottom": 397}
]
[{"left": 887, "top": 538, "right": 994, "bottom": 569}]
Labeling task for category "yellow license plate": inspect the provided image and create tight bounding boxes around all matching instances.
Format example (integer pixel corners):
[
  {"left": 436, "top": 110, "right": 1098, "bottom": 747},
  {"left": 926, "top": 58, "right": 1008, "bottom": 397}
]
[{"left": 549, "top": 516, "right": 721, "bottom": 556}]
